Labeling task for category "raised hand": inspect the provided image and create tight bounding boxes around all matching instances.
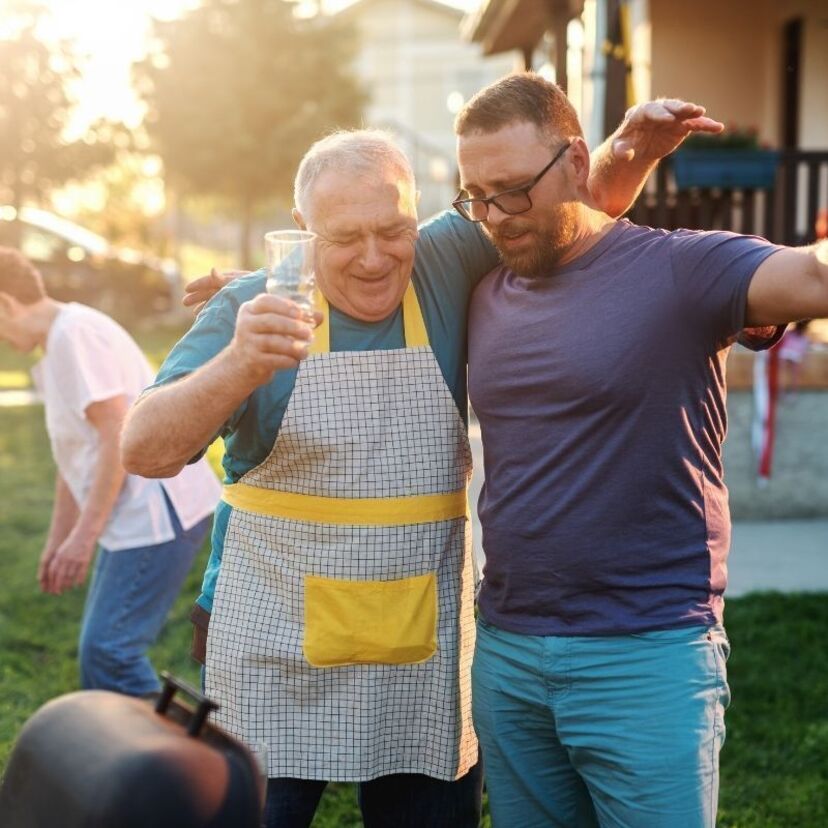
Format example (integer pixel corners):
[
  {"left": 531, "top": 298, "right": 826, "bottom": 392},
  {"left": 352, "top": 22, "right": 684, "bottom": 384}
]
[
  {"left": 611, "top": 99, "right": 724, "bottom": 163},
  {"left": 229, "top": 293, "right": 319, "bottom": 387}
]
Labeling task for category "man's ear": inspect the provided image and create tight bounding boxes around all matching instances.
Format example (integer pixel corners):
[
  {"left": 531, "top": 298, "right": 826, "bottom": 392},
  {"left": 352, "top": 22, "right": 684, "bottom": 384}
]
[
  {"left": 568, "top": 137, "right": 591, "bottom": 187},
  {"left": 292, "top": 208, "right": 307, "bottom": 230},
  {"left": 0, "top": 291, "right": 19, "bottom": 319}
]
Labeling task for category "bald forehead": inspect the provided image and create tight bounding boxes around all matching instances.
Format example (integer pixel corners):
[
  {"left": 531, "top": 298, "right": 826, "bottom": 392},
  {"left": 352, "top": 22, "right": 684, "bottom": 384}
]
[{"left": 304, "top": 165, "right": 417, "bottom": 224}]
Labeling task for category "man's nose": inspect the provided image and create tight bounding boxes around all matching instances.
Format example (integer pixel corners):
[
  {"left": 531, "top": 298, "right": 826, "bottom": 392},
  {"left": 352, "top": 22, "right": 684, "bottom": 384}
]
[
  {"left": 484, "top": 202, "right": 510, "bottom": 227},
  {"left": 359, "top": 236, "right": 386, "bottom": 272}
]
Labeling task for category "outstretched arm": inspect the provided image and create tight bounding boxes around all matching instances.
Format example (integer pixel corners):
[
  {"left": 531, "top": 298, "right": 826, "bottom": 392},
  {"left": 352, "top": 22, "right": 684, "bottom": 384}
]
[
  {"left": 589, "top": 99, "right": 723, "bottom": 218},
  {"left": 746, "top": 241, "right": 828, "bottom": 326}
]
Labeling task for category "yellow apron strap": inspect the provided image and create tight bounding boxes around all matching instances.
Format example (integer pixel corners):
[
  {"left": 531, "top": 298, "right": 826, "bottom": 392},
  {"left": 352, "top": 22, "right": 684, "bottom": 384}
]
[
  {"left": 308, "top": 287, "right": 329, "bottom": 355},
  {"left": 402, "top": 281, "right": 429, "bottom": 348},
  {"left": 308, "top": 282, "right": 429, "bottom": 356},
  {"left": 223, "top": 483, "right": 466, "bottom": 526}
]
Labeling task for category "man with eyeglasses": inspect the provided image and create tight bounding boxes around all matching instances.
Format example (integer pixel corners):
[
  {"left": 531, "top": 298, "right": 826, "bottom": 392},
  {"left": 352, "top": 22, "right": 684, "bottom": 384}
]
[
  {"left": 454, "top": 72, "right": 828, "bottom": 827},
  {"left": 122, "top": 96, "right": 720, "bottom": 827}
]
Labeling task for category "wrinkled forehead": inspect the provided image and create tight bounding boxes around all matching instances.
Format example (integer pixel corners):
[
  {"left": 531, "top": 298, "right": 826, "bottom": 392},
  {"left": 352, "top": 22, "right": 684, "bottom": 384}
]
[
  {"left": 457, "top": 121, "right": 556, "bottom": 188},
  {"left": 306, "top": 165, "right": 418, "bottom": 228}
]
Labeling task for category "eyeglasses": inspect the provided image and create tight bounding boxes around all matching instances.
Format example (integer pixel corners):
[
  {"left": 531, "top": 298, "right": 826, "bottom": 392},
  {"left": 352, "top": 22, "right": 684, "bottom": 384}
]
[{"left": 452, "top": 140, "right": 572, "bottom": 223}]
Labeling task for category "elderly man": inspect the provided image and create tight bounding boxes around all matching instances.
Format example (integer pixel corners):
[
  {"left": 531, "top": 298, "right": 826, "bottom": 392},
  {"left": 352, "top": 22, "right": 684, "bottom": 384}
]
[
  {"left": 122, "top": 103, "right": 720, "bottom": 827},
  {"left": 452, "top": 73, "right": 828, "bottom": 827}
]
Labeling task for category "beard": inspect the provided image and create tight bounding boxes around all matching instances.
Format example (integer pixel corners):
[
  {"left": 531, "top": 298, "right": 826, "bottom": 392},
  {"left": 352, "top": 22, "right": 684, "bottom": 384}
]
[{"left": 484, "top": 201, "right": 580, "bottom": 278}]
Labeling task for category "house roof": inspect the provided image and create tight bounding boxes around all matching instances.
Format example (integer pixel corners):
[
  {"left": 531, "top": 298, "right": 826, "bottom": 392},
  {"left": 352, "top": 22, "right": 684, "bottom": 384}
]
[{"left": 462, "top": 0, "right": 582, "bottom": 55}]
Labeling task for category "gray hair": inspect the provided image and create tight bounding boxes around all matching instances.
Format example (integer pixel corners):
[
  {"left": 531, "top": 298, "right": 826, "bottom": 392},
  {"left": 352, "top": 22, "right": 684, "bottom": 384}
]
[{"left": 294, "top": 129, "right": 416, "bottom": 219}]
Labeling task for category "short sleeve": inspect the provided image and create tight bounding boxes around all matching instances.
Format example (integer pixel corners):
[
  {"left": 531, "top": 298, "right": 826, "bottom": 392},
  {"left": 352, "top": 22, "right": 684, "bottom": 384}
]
[
  {"left": 416, "top": 210, "right": 500, "bottom": 294},
  {"left": 51, "top": 325, "right": 130, "bottom": 419},
  {"left": 669, "top": 230, "right": 783, "bottom": 344}
]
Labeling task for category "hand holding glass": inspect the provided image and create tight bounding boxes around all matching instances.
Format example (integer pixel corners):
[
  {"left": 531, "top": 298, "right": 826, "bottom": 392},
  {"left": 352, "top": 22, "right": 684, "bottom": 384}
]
[{"left": 264, "top": 230, "right": 316, "bottom": 324}]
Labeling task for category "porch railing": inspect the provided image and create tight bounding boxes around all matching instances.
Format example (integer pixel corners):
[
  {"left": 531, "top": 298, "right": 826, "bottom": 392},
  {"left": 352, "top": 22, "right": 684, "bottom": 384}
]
[{"left": 628, "top": 150, "right": 828, "bottom": 246}]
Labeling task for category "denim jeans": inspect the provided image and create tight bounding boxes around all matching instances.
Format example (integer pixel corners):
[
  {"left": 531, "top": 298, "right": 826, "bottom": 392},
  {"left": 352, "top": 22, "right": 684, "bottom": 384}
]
[
  {"left": 78, "top": 497, "right": 210, "bottom": 696},
  {"left": 263, "top": 761, "right": 483, "bottom": 828},
  {"left": 473, "top": 616, "right": 731, "bottom": 828}
]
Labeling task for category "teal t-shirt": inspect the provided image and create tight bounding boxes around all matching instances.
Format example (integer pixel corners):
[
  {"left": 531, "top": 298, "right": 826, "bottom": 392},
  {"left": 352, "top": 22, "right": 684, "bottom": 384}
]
[{"left": 149, "top": 210, "right": 498, "bottom": 610}]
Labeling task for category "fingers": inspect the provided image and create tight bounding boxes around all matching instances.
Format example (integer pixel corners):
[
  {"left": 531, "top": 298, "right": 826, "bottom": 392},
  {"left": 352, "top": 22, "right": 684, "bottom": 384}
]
[
  {"left": 181, "top": 269, "right": 222, "bottom": 310},
  {"left": 184, "top": 267, "right": 223, "bottom": 294},
  {"left": 244, "top": 312, "right": 313, "bottom": 341},
  {"left": 655, "top": 99, "right": 706, "bottom": 117},
  {"left": 43, "top": 556, "right": 71, "bottom": 595},
  {"left": 251, "top": 333, "right": 311, "bottom": 360},
  {"left": 241, "top": 295, "right": 316, "bottom": 338},
  {"left": 182, "top": 292, "right": 211, "bottom": 308},
  {"left": 680, "top": 116, "right": 725, "bottom": 134},
  {"left": 232, "top": 295, "right": 322, "bottom": 384},
  {"left": 182, "top": 267, "right": 251, "bottom": 309},
  {"left": 37, "top": 548, "right": 54, "bottom": 589},
  {"left": 627, "top": 100, "right": 720, "bottom": 127}
]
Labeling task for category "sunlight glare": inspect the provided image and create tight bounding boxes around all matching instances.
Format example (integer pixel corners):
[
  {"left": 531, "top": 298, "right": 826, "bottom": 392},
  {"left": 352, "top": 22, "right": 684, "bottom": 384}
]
[{"left": 30, "top": 0, "right": 197, "bottom": 132}]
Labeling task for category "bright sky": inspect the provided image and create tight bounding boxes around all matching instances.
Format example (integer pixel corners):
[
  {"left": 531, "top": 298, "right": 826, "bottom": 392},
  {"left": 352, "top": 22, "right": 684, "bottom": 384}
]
[
  {"left": 30, "top": 0, "right": 478, "bottom": 131},
  {"left": 33, "top": 0, "right": 198, "bottom": 131}
]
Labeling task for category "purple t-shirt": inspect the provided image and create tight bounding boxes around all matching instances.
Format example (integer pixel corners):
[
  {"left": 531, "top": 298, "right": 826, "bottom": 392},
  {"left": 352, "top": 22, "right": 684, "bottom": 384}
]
[{"left": 468, "top": 220, "right": 781, "bottom": 636}]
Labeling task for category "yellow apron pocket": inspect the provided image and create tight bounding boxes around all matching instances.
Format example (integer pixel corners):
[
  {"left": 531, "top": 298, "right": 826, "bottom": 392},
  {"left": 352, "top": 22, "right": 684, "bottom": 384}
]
[{"left": 303, "top": 573, "right": 437, "bottom": 667}]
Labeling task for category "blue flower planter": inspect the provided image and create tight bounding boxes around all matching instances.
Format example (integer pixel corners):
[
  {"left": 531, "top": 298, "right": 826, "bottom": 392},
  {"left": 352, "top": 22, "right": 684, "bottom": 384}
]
[{"left": 672, "top": 149, "right": 780, "bottom": 190}]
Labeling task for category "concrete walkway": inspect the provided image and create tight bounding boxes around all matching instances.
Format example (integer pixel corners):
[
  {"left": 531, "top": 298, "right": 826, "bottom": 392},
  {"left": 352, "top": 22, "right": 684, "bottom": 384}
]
[
  {"left": 468, "top": 422, "right": 828, "bottom": 596},
  {"left": 728, "top": 519, "right": 828, "bottom": 596}
]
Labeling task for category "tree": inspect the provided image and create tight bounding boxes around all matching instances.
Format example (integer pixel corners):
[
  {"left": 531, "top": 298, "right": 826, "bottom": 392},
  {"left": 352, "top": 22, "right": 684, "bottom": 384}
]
[
  {"left": 135, "top": 0, "right": 365, "bottom": 268},
  {"left": 0, "top": 3, "right": 123, "bottom": 244}
]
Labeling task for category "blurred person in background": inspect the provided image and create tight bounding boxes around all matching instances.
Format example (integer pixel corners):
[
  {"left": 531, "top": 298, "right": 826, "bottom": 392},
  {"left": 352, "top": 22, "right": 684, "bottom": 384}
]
[{"left": 0, "top": 247, "right": 221, "bottom": 697}]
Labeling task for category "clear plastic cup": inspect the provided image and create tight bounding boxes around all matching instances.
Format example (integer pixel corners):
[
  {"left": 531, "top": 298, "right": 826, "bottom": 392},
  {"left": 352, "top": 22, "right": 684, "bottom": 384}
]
[{"left": 264, "top": 230, "right": 316, "bottom": 322}]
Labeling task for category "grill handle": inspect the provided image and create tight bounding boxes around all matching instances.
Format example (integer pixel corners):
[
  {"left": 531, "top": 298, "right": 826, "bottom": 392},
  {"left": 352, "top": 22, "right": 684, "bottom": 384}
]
[{"left": 155, "top": 671, "right": 220, "bottom": 737}]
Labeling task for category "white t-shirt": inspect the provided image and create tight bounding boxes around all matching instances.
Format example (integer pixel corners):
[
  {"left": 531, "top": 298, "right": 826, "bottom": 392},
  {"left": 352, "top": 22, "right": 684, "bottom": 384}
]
[{"left": 30, "top": 303, "right": 221, "bottom": 551}]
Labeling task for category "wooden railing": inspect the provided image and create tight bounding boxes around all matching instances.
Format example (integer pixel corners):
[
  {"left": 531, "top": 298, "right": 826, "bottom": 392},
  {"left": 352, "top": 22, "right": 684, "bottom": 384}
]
[{"left": 628, "top": 150, "right": 828, "bottom": 246}]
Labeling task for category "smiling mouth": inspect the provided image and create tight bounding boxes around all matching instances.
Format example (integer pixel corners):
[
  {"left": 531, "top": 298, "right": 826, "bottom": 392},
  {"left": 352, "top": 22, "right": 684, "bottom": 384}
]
[{"left": 353, "top": 274, "right": 391, "bottom": 284}]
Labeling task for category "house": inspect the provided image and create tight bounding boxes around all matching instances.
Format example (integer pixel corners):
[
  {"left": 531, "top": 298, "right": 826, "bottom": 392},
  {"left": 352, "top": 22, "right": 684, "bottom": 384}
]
[
  {"left": 463, "top": 0, "right": 828, "bottom": 245},
  {"left": 336, "top": 0, "right": 515, "bottom": 218}
]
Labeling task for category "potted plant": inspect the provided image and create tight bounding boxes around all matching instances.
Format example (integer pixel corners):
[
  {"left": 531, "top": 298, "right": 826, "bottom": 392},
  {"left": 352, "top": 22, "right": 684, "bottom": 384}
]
[{"left": 672, "top": 126, "right": 780, "bottom": 190}]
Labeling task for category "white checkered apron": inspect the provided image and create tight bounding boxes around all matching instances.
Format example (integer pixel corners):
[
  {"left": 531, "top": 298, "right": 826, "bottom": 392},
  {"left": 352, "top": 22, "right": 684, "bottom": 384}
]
[{"left": 206, "top": 288, "right": 477, "bottom": 782}]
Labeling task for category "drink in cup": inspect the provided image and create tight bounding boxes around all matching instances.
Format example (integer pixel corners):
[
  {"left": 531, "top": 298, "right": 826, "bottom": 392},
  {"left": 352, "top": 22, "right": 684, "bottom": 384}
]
[{"left": 264, "top": 230, "right": 316, "bottom": 321}]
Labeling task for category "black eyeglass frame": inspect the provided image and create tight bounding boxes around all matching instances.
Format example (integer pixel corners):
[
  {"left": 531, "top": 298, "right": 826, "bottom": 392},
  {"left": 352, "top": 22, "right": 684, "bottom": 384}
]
[{"left": 452, "top": 140, "right": 573, "bottom": 223}]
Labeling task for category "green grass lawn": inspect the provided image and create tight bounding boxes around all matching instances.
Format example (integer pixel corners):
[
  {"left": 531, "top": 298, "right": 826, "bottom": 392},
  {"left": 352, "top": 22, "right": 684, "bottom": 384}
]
[{"left": 1, "top": 380, "right": 826, "bottom": 824}]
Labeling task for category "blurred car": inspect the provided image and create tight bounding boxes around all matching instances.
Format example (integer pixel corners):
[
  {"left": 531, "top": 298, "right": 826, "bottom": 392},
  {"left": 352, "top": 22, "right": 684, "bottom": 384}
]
[{"left": 0, "top": 206, "right": 179, "bottom": 321}]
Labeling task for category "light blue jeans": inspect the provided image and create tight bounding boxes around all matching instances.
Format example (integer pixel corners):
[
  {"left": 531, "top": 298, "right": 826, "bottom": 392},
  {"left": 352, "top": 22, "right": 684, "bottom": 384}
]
[
  {"left": 473, "top": 616, "right": 731, "bottom": 828},
  {"left": 78, "top": 499, "right": 210, "bottom": 696}
]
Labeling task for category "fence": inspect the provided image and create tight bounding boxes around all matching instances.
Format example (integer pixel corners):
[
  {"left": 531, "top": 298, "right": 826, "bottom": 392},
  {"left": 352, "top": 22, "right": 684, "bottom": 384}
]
[{"left": 628, "top": 150, "right": 828, "bottom": 246}]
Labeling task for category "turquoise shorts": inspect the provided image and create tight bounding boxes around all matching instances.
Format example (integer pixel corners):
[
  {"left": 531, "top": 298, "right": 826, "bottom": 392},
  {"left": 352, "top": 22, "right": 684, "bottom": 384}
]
[{"left": 472, "top": 617, "right": 731, "bottom": 827}]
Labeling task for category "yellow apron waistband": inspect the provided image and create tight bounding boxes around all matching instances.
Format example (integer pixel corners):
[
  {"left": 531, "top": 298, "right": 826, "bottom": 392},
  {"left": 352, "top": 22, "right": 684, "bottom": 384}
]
[{"left": 222, "top": 482, "right": 468, "bottom": 526}]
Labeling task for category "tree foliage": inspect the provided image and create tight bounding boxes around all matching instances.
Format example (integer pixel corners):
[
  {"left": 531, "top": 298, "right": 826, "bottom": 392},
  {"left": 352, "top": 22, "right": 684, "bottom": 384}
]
[
  {"left": 135, "top": 0, "right": 366, "bottom": 265},
  {"left": 0, "top": 3, "right": 124, "bottom": 226}
]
